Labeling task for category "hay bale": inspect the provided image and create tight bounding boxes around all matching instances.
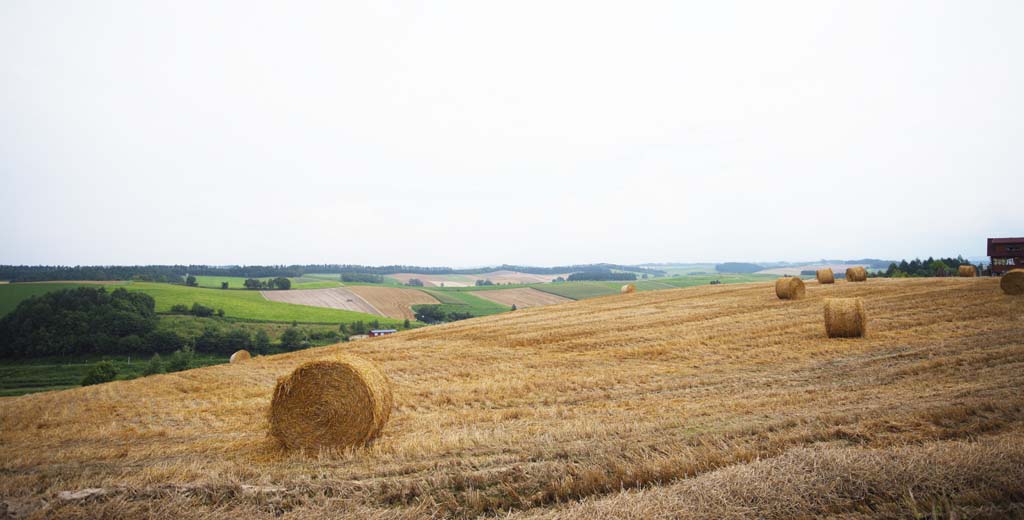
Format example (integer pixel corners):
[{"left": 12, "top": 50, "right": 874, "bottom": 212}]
[
  {"left": 824, "top": 298, "right": 866, "bottom": 338},
  {"left": 816, "top": 268, "right": 835, "bottom": 284},
  {"left": 229, "top": 350, "right": 251, "bottom": 364},
  {"left": 845, "top": 266, "right": 867, "bottom": 282},
  {"left": 269, "top": 356, "right": 392, "bottom": 450},
  {"left": 774, "top": 277, "right": 806, "bottom": 300},
  {"left": 958, "top": 265, "right": 977, "bottom": 277},
  {"left": 1001, "top": 269, "right": 1024, "bottom": 295},
  {"left": 621, "top": 284, "right": 636, "bottom": 294}
]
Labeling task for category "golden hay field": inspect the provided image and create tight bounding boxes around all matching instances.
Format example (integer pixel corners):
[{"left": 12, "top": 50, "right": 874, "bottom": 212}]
[
  {"left": 346, "top": 286, "right": 440, "bottom": 320},
  {"left": 1, "top": 278, "right": 1023, "bottom": 519},
  {"left": 472, "top": 287, "right": 573, "bottom": 309}
]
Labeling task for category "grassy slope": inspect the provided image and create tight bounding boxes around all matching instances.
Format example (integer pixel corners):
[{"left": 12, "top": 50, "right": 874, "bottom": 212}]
[
  {"left": 191, "top": 276, "right": 340, "bottom": 290},
  {"left": 119, "top": 282, "right": 401, "bottom": 325},
  {"left": 0, "top": 282, "right": 128, "bottom": 316},
  {"left": 419, "top": 288, "right": 510, "bottom": 316},
  {"left": 0, "top": 354, "right": 226, "bottom": 397},
  {"left": 3, "top": 278, "right": 1022, "bottom": 519}
]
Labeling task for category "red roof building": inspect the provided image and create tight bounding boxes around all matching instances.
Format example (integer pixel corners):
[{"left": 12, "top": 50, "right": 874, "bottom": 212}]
[{"left": 988, "top": 237, "right": 1024, "bottom": 275}]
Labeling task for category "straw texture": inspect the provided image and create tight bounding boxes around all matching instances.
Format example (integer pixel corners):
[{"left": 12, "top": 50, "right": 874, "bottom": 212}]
[
  {"left": 1001, "top": 269, "right": 1024, "bottom": 295},
  {"left": 816, "top": 268, "right": 835, "bottom": 284},
  {"left": 774, "top": 277, "right": 806, "bottom": 300},
  {"left": 845, "top": 267, "right": 867, "bottom": 282},
  {"left": 824, "top": 298, "right": 866, "bottom": 338},
  {"left": 229, "top": 350, "right": 251, "bottom": 364},
  {"left": 269, "top": 356, "right": 393, "bottom": 450}
]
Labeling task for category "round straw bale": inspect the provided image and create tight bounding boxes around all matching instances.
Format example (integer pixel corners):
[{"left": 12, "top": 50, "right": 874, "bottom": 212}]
[
  {"left": 774, "top": 277, "right": 805, "bottom": 300},
  {"left": 824, "top": 298, "right": 866, "bottom": 338},
  {"left": 621, "top": 284, "right": 636, "bottom": 294},
  {"left": 269, "top": 356, "right": 392, "bottom": 450},
  {"left": 229, "top": 350, "right": 251, "bottom": 364},
  {"left": 958, "top": 265, "right": 976, "bottom": 277},
  {"left": 816, "top": 268, "right": 835, "bottom": 284},
  {"left": 1001, "top": 269, "right": 1024, "bottom": 295},
  {"left": 845, "top": 266, "right": 867, "bottom": 282}
]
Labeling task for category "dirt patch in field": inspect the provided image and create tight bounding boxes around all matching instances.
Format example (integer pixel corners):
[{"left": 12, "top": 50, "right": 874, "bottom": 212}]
[
  {"left": 260, "top": 288, "right": 382, "bottom": 316},
  {"left": 345, "top": 286, "right": 439, "bottom": 320},
  {"left": 471, "top": 287, "right": 573, "bottom": 309}
]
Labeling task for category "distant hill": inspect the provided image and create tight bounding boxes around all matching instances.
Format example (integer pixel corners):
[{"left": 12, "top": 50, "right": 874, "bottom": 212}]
[{"left": 715, "top": 262, "right": 765, "bottom": 273}]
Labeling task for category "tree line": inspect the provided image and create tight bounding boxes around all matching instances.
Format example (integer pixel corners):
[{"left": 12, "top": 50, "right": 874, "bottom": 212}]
[
  {"left": 0, "top": 263, "right": 666, "bottom": 282},
  {"left": 0, "top": 287, "right": 334, "bottom": 358},
  {"left": 881, "top": 256, "right": 985, "bottom": 277},
  {"left": 567, "top": 271, "right": 637, "bottom": 281}
]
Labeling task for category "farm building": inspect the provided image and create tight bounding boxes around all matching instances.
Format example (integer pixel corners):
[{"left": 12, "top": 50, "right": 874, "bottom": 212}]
[
  {"left": 368, "top": 329, "right": 398, "bottom": 337},
  {"left": 988, "top": 237, "right": 1024, "bottom": 275}
]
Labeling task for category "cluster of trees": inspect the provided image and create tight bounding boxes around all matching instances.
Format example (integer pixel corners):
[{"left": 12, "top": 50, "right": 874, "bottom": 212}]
[
  {"left": 0, "top": 287, "right": 159, "bottom": 357},
  {"left": 880, "top": 257, "right": 985, "bottom": 278},
  {"left": 405, "top": 278, "right": 424, "bottom": 287},
  {"left": 567, "top": 270, "right": 637, "bottom": 281},
  {"left": 243, "top": 277, "right": 291, "bottom": 290},
  {"left": 413, "top": 306, "right": 473, "bottom": 324},
  {"left": 169, "top": 303, "right": 224, "bottom": 317},
  {"left": 341, "top": 273, "right": 385, "bottom": 283},
  {"left": 475, "top": 279, "right": 495, "bottom": 286}
]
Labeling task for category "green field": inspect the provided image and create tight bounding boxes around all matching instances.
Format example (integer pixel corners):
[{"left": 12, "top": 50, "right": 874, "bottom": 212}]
[
  {"left": 533, "top": 273, "right": 774, "bottom": 300},
  {"left": 419, "top": 289, "right": 510, "bottom": 317},
  {"left": 533, "top": 282, "right": 621, "bottom": 299},
  {"left": 120, "top": 282, "right": 401, "bottom": 325},
  {"left": 0, "top": 282, "right": 129, "bottom": 316},
  {"left": 0, "top": 354, "right": 228, "bottom": 397},
  {"left": 192, "top": 275, "right": 339, "bottom": 290},
  {"left": 156, "top": 315, "right": 341, "bottom": 342}
]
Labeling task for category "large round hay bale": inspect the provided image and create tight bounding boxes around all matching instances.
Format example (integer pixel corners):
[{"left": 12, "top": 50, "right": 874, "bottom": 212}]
[
  {"left": 845, "top": 266, "right": 867, "bottom": 282},
  {"left": 229, "top": 350, "right": 251, "bottom": 364},
  {"left": 816, "top": 268, "right": 835, "bottom": 284},
  {"left": 1001, "top": 269, "right": 1024, "bottom": 295},
  {"left": 774, "top": 277, "right": 805, "bottom": 300},
  {"left": 621, "top": 284, "right": 636, "bottom": 294},
  {"left": 824, "top": 298, "right": 866, "bottom": 338},
  {"left": 958, "top": 265, "right": 977, "bottom": 277},
  {"left": 269, "top": 356, "right": 392, "bottom": 450}
]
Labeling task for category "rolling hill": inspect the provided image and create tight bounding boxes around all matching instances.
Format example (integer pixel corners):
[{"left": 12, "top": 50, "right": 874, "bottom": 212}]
[{"left": 1, "top": 277, "right": 1022, "bottom": 518}]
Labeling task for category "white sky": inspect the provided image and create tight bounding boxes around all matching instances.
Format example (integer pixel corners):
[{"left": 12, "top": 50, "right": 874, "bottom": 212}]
[{"left": 2, "top": 1, "right": 1022, "bottom": 266}]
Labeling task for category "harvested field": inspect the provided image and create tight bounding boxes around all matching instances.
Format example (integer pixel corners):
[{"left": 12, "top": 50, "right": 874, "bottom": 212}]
[
  {"left": 387, "top": 273, "right": 474, "bottom": 287},
  {"left": 2, "top": 278, "right": 1023, "bottom": 519},
  {"left": 259, "top": 287, "right": 382, "bottom": 316},
  {"left": 480, "top": 270, "right": 571, "bottom": 285},
  {"left": 471, "top": 287, "right": 573, "bottom": 309},
  {"left": 388, "top": 271, "right": 569, "bottom": 287},
  {"left": 345, "top": 286, "right": 439, "bottom": 320}
]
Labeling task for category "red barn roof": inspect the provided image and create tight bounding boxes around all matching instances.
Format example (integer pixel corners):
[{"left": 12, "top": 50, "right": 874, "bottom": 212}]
[{"left": 988, "top": 237, "right": 1024, "bottom": 256}]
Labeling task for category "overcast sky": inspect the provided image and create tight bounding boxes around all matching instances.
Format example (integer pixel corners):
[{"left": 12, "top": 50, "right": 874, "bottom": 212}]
[{"left": 1, "top": 1, "right": 1021, "bottom": 267}]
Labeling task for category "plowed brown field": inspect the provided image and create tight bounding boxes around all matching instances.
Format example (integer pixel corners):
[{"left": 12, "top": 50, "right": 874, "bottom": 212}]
[
  {"left": 346, "top": 286, "right": 440, "bottom": 320},
  {"left": 2, "top": 278, "right": 1023, "bottom": 519},
  {"left": 472, "top": 287, "right": 573, "bottom": 309}
]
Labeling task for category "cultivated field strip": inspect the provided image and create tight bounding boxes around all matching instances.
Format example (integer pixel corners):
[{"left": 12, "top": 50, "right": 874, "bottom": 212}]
[
  {"left": 345, "top": 286, "right": 440, "bottom": 320},
  {"left": 259, "top": 287, "right": 382, "bottom": 316},
  {"left": 471, "top": 287, "right": 573, "bottom": 309},
  {"left": 2, "top": 278, "right": 1023, "bottom": 518}
]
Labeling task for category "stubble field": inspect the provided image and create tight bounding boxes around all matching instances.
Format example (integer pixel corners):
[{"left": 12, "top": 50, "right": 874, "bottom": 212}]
[{"left": 1, "top": 277, "right": 1022, "bottom": 519}]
